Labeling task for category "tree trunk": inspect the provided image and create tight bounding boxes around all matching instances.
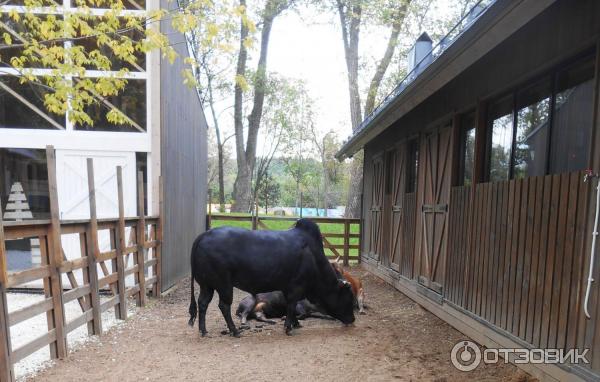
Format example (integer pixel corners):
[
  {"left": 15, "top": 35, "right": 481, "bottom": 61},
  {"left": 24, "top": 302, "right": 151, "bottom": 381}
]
[
  {"left": 363, "top": 3, "right": 408, "bottom": 116},
  {"left": 232, "top": 0, "right": 287, "bottom": 212},
  {"left": 231, "top": 0, "right": 250, "bottom": 212},
  {"left": 217, "top": 143, "right": 225, "bottom": 211},
  {"left": 337, "top": 1, "right": 408, "bottom": 218}
]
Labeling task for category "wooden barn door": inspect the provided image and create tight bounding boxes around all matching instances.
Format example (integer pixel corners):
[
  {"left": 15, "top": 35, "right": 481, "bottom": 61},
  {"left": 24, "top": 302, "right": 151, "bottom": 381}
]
[
  {"left": 388, "top": 143, "right": 407, "bottom": 272},
  {"left": 418, "top": 125, "right": 452, "bottom": 295},
  {"left": 367, "top": 154, "right": 385, "bottom": 261}
]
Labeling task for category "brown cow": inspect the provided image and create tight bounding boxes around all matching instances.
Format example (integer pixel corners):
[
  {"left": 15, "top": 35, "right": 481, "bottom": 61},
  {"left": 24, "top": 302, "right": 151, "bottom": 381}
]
[{"left": 331, "top": 257, "right": 365, "bottom": 314}]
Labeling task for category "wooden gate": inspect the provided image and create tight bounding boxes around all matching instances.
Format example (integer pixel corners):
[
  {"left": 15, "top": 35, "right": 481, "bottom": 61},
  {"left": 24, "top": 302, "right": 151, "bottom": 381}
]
[
  {"left": 367, "top": 154, "right": 385, "bottom": 260},
  {"left": 388, "top": 143, "right": 408, "bottom": 273},
  {"left": 418, "top": 126, "right": 452, "bottom": 294}
]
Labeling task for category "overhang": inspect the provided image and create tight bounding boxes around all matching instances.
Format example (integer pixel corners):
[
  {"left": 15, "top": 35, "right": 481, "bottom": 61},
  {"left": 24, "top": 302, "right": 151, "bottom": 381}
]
[{"left": 335, "top": 0, "right": 557, "bottom": 160}]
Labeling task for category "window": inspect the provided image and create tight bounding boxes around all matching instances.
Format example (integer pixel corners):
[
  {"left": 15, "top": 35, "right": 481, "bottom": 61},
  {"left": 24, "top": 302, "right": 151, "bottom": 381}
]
[
  {"left": 485, "top": 53, "right": 596, "bottom": 182},
  {"left": 0, "top": 76, "right": 65, "bottom": 129},
  {"left": 550, "top": 58, "right": 595, "bottom": 173},
  {"left": 406, "top": 139, "right": 419, "bottom": 193},
  {"left": 487, "top": 95, "right": 513, "bottom": 182},
  {"left": 514, "top": 78, "right": 552, "bottom": 179},
  {"left": 458, "top": 111, "right": 476, "bottom": 186},
  {"left": 75, "top": 79, "right": 146, "bottom": 132}
]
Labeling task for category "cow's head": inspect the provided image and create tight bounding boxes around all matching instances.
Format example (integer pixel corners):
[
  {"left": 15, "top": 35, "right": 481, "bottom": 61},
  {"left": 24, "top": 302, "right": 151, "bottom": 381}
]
[{"left": 320, "top": 279, "right": 355, "bottom": 325}]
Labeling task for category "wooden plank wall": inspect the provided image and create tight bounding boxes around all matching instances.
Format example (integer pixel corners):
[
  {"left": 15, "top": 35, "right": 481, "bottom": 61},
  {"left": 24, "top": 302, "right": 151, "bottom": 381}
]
[
  {"left": 159, "top": 2, "right": 207, "bottom": 291},
  {"left": 445, "top": 171, "right": 595, "bottom": 369},
  {"left": 0, "top": 147, "right": 162, "bottom": 382}
]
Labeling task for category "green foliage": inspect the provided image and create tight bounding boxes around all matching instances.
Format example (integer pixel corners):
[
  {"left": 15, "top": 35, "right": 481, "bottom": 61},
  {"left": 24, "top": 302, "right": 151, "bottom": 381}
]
[{"left": 0, "top": 0, "right": 249, "bottom": 127}]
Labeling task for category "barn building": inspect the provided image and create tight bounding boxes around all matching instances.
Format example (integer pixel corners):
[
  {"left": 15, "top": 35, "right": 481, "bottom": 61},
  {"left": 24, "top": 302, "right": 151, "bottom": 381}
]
[
  {"left": 337, "top": 0, "right": 600, "bottom": 380},
  {"left": 0, "top": 0, "right": 207, "bottom": 291}
]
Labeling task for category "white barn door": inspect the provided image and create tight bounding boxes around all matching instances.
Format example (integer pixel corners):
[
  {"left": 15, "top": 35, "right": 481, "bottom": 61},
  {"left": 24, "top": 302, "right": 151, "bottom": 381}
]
[{"left": 56, "top": 150, "right": 137, "bottom": 286}]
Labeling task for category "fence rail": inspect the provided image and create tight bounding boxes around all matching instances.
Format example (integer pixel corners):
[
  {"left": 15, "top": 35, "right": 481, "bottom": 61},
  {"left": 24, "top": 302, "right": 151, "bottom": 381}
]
[
  {"left": 207, "top": 214, "right": 361, "bottom": 266},
  {"left": 0, "top": 146, "right": 162, "bottom": 382}
]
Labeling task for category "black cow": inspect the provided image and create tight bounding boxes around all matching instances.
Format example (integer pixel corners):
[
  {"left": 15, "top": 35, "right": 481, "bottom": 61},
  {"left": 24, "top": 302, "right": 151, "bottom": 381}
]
[
  {"left": 188, "top": 219, "right": 355, "bottom": 337},
  {"left": 235, "top": 292, "right": 334, "bottom": 325}
]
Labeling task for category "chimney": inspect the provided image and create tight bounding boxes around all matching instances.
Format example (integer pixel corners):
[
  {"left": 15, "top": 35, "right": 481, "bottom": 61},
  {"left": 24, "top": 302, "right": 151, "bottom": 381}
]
[{"left": 407, "top": 32, "right": 433, "bottom": 76}]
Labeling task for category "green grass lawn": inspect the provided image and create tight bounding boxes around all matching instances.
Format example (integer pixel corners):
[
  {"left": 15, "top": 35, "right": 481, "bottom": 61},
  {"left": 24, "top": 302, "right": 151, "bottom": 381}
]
[{"left": 208, "top": 213, "right": 360, "bottom": 260}]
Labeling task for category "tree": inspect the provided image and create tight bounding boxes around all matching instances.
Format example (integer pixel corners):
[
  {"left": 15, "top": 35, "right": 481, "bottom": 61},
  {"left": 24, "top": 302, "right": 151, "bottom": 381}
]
[
  {"left": 334, "top": 0, "right": 411, "bottom": 217},
  {"left": 231, "top": 0, "right": 294, "bottom": 212},
  {"left": 251, "top": 75, "right": 308, "bottom": 207},
  {"left": 0, "top": 0, "right": 245, "bottom": 127},
  {"left": 257, "top": 172, "right": 280, "bottom": 213}
]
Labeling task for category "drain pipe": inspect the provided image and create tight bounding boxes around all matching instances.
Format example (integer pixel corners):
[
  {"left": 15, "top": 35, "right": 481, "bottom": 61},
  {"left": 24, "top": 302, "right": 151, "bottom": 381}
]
[{"left": 584, "top": 170, "right": 600, "bottom": 319}]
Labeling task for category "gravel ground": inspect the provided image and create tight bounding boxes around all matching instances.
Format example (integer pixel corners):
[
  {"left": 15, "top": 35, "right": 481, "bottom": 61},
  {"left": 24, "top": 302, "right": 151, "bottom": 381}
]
[
  {"left": 7, "top": 292, "right": 138, "bottom": 380},
  {"left": 26, "top": 268, "right": 534, "bottom": 381}
]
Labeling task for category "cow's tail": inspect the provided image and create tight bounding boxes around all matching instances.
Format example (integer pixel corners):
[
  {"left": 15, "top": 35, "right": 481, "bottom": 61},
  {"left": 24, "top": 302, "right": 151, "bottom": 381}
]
[{"left": 188, "top": 252, "right": 197, "bottom": 327}]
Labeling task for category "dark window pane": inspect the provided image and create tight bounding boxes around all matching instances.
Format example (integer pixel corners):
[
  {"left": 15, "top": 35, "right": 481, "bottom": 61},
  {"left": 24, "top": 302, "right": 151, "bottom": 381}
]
[
  {"left": 459, "top": 111, "right": 476, "bottom": 186},
  {"left": 514, "top": 78, "right": 551, "bottom": 178},
  {"left": 487, "top": 95, "right": 513, "bottom": 182},
  {"left": 550, "top": 56, "right": 595, "bottom": 174},
  {"left": 0, "top": 76, "right": 65, "bottom": 129},
  {"left": 406, "top": 139, "right": 419, "bottom": 193},
  {"left": 74, "top": 78, "right": 146, "bottom": 132},
  {"left": 0, "top": 148, "right": 50, "bottom": 220}
]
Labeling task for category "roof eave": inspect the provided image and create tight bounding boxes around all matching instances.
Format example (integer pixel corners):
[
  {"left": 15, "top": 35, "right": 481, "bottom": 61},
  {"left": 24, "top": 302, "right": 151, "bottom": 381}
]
[{"left": 335, "top": 0, "right": 557, "bottom": 161}]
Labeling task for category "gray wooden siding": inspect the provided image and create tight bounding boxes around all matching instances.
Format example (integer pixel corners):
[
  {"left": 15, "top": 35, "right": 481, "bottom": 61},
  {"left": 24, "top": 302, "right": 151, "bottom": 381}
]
[{"left": 159, "top": 9, "right": 208, "bottom": 291}]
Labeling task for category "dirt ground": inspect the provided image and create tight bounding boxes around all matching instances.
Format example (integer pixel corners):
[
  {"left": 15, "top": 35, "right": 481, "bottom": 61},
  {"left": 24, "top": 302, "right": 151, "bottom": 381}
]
[{"left": 28, "top": 269, "right": 534, "bottom": 382}]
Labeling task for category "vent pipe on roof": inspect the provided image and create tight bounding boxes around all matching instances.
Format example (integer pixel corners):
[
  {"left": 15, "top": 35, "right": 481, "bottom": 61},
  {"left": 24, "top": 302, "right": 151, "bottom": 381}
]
[{"left": 407, "top": 32, "right": 433, "bottom": 77}]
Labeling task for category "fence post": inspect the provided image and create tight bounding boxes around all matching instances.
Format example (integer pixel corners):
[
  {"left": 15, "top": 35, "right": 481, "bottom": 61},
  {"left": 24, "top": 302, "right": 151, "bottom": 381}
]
[
  {"left": 154, "top": 175, "right": 163, "bottom": 297},
  {"left": 45, "top": 146, "right": 67, "bottom": 358},
  {"left": 357, "top": 219, "right": 362, "bottom": 264},
  {"left": 343, "top": 219, "right": 350, "bottom": 266},
  {"left": 136, "top": 171, "right": 147, "bottom": 306},
  {"left": 85, "top": 158, "right": 103, "bottom": 335},
  {"left": 115, "top": 167, "right": 128, "bottom": 320},
  {"left": 0, "top": 204, "right": 14, "bottom": 382}
]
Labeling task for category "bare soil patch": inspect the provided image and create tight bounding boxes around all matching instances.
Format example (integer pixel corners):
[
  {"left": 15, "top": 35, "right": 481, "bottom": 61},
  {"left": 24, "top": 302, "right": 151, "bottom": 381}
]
[{"left": 28, "top": 269, "right": 534, "bottom": 381}]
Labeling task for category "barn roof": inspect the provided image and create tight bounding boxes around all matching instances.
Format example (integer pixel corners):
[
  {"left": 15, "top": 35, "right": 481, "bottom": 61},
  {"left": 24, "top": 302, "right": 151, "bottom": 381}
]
[{"left": 335, "top": 0, "right": 558, "bottom": 160}]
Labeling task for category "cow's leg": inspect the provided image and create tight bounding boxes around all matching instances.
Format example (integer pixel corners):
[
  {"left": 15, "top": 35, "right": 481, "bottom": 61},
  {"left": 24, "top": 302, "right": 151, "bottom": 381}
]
[
  {"left": 283, "top": 290, "right": 303, "bottom": 335},
  {"left": 198, "top": 285, "right": 214, "bottom": 337},
  {"left": 217, "top": 288, "right": 239, "bottom": 338},
  {"left": 358, "top": 289, "right": 366, "bottom": 314}
]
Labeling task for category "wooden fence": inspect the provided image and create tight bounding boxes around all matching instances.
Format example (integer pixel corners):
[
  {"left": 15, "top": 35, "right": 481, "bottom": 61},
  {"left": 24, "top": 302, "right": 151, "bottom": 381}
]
[
  {"left": 207, "top": 214, "right": 361, "bottom": 266},
  {"left": 0, "top": 146, "right": 162, "bottom": 382}
]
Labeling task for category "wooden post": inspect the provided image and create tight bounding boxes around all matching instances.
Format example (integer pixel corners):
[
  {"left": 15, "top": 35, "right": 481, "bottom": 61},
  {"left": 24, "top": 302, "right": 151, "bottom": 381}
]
[
  {"left": 0, "top": 204, "right": 14, "bottom": 382},
  {"left": 343, "top": 219, "right": 350, "bottom": 266},
  {"left": 45, "top": 146, "right": 67, "bottom": 358},
  {"left": 136, "top": 171, "right": 147, "bottom": 306},
  {"left": 154, "top": 175, "right": 163, "bottom": 297},
  {"left": 85, "top": 158, "right": 102, "bottom": 335},
  {"left": 207, "top": 189, "right": 212, "bottom": 229},
  {"left": 115, "top": 167, "right": 128, "bottom": 319}
]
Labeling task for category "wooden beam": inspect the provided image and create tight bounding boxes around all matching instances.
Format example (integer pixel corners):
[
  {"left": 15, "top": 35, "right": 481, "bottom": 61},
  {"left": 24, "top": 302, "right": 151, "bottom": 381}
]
[
  {"left": 45, "top": 146, "right": 67, "bottom": 359},
  {"left": 472, "top": 101, "right": 487, "bottom": 185},
  {"left": 115, "top": 166, "right": 128, "bottom": 319},
  {"left": 86, "top": 158, "right": 103, "bottom": 335},
  {"left": 0, "top": 203, "right": 14, "bottom": 382},
  {"left": 136, "top": 171, "right": 146, "bottom": 306}
]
